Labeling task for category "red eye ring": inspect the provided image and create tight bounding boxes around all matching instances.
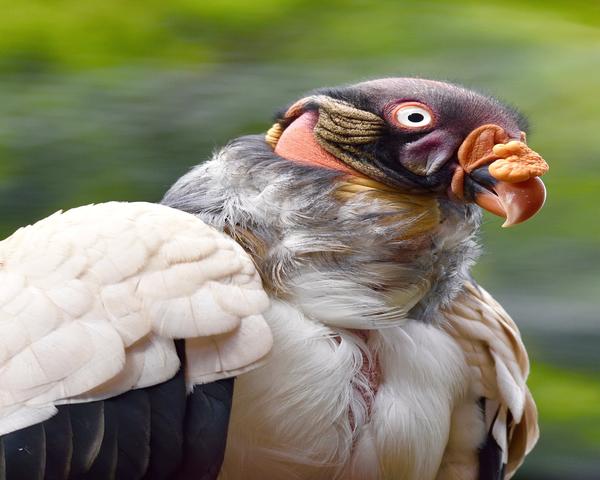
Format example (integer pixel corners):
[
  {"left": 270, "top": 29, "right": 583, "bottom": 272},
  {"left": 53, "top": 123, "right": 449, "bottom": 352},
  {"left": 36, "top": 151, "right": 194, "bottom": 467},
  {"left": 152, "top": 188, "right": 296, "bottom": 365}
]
[{"left": 388, "top": 101, "right": 436, "bottom": 131}]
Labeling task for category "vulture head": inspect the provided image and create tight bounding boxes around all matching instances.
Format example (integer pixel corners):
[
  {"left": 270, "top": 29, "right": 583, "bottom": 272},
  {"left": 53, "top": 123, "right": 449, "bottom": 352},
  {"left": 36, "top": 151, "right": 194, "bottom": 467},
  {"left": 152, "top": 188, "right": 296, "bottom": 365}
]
[{"left": 267, "top": 78, "right": 548, "bottom": 227}]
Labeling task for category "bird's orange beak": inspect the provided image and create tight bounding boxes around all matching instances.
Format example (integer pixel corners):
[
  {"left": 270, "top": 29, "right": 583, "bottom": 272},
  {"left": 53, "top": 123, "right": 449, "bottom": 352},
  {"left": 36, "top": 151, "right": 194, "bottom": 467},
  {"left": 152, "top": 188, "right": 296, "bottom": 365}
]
[{"left": 451, "top": 124, "right": 549, "bottom": 227}]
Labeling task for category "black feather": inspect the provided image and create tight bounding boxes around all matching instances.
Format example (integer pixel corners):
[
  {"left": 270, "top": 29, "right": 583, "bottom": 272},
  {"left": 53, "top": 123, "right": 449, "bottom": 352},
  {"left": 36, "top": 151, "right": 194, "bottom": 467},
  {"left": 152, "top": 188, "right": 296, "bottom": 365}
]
[
  {"left": 68, "top": 403, "right": 105, "bottom": 477},
  {"left": 2, "top": 422, "right": 45, "bottom": 480},
  {"left": 478, "top": 399, "right": 506, "bottom": 480},
  {"left": 0, "top": 436, "right": 6, "bottom": 480},
  {"left": 177, "top": 378, "right": 235, "bottom": 480},
  {"left": 143, "top": 367, "right": 186, "bottom": 479},
  {"left": 43, "top": 406, "right": 73, "bottom": 480},
  {"left": 83, "top": 401, "right": 117, "bottom": 480},
  {"left": 112, "top": 389, "right": 151, "bottom": 480},
  {"left": 478, "top": 433, "right": 505, "bottom": 480}
]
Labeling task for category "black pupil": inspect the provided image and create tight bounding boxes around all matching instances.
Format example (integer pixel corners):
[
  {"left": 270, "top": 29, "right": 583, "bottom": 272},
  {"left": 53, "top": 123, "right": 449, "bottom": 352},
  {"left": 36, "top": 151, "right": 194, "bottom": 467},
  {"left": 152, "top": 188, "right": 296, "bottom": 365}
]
[{"left": 408, "top": 112, "right": 425, "bottom": 123}]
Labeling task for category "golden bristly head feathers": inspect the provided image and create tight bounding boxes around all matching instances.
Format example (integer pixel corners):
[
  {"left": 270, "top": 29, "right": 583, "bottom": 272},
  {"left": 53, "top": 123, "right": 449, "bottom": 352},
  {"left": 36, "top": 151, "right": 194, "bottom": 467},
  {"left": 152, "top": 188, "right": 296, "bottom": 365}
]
[
  {"left": 265, "top": 122, "right": 284, "bottom": 149},
  {"left": 335, "top": 175, "right": 440, "bottom": 239}
]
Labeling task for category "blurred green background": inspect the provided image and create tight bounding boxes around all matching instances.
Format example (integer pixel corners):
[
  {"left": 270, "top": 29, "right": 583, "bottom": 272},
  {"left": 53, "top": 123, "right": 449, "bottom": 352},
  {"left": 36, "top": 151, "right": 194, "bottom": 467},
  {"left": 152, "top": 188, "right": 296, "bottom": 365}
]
[{"left": 0, "top": 0, "right": 598, "bottom": 477}]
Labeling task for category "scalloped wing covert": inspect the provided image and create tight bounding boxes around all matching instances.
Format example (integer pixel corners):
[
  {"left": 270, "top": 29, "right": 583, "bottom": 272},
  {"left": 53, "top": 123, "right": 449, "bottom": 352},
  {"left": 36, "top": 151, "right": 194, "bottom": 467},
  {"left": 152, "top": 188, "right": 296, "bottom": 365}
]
[
  {"left": 0, "top": 202, "right": 272, "bottom": 435},
  {"left": 442, "top": 281, "right": 539, "bottom": 479}
]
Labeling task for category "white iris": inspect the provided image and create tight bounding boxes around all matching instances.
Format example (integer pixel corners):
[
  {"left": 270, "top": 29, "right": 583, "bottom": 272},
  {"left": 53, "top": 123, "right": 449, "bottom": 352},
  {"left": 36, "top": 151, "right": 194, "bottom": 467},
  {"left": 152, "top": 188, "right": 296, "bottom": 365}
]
[{"left": 396, "top": 106, "right": 432, "bottom": 128}]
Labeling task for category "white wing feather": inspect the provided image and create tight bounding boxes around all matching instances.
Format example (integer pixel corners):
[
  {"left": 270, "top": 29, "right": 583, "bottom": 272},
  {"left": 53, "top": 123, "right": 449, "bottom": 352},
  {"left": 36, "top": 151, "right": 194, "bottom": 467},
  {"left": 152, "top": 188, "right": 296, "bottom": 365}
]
[{"left": 0, "top": 202, "right": 272, "bottom": 435}]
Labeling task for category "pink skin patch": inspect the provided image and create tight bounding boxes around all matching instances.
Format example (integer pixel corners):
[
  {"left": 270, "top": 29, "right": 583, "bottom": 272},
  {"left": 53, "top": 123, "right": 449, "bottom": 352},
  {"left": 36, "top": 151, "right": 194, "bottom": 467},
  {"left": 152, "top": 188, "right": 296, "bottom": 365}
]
[
  {"left": 352, "top": 330, "right": 381, "bottom": 423},
  {"left": 274, "top": 111, "right": 361, "bottom": 175},
  {"left": 335, "top": 330, "right": 381, "bottom": 430}
]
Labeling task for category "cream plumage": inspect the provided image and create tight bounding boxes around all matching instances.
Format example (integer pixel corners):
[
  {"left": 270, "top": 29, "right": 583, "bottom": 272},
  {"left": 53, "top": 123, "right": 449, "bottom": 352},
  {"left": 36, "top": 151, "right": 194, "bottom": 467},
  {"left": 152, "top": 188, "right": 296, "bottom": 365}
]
[{"left": 0, "top": 201, "right": 271, "bottom": 437}]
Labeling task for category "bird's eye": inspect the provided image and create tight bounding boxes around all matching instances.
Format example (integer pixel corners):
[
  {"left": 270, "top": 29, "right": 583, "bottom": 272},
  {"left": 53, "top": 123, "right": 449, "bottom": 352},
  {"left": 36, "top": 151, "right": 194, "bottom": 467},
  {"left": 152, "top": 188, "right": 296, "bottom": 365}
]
[{"left": 390, "top": 102, "right": 434, "bottom": 130}]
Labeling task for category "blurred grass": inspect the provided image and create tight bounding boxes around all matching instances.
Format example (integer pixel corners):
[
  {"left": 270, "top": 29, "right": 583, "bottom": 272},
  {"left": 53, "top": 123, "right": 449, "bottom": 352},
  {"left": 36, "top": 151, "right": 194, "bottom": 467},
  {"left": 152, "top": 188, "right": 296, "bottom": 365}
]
[
  {"left": 0, "top": 1, "right": 598, "bottom": 477},
  {"left": 525, "top": 363, "right": 600, "bottom": 477}
]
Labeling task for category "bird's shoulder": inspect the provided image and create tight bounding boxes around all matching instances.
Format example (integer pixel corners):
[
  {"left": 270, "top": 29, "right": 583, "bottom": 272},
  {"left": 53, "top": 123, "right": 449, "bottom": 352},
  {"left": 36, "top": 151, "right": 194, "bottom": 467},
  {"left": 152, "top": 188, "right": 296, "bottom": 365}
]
[{"left": 0, "top": 201, "right": 272, "bottom": 435}]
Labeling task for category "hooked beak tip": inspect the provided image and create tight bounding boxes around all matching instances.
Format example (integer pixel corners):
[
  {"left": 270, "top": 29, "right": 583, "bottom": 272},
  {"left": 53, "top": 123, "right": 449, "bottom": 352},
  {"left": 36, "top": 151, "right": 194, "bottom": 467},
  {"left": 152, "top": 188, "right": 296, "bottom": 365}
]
[{"left": 475, "top": 176, "right": 547, "bottom": 227}]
